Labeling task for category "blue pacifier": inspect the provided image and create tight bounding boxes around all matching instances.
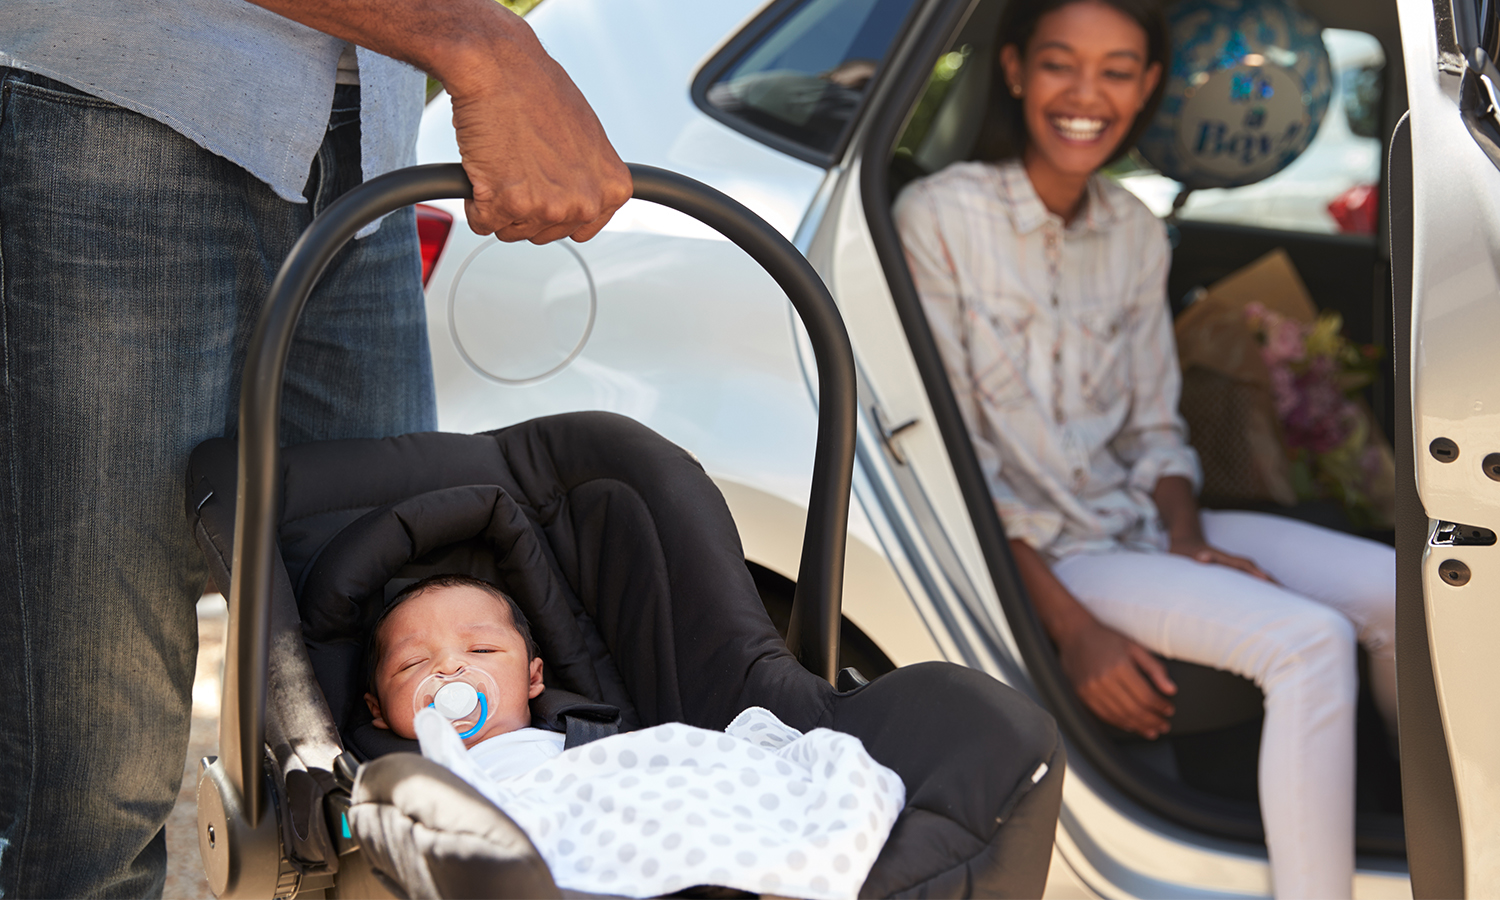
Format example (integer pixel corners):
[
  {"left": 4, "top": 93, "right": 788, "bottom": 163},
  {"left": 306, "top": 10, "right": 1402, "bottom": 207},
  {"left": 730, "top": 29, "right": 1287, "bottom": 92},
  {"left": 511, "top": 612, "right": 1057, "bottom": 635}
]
[{"left": 414, "top": 667, "right": 494, "bottom": 741}]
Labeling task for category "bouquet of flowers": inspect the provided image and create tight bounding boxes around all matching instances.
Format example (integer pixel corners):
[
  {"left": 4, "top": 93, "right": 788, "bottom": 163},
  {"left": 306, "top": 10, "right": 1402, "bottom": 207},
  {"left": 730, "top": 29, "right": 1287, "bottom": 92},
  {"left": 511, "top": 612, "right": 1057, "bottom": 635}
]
[{"left": 1243, "top": 303, "right": 1393, "bottom": 528}]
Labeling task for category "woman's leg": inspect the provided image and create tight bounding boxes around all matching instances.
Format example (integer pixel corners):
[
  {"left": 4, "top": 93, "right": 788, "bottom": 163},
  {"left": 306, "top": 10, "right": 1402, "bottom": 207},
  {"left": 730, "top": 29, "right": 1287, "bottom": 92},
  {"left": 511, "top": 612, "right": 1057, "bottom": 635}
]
[
  {"left": 1053, "top": 550, "right": 1359, "bottom": 899},
  {"left": 1200, "top": 510, "right": 1398, "bottom": 742}
]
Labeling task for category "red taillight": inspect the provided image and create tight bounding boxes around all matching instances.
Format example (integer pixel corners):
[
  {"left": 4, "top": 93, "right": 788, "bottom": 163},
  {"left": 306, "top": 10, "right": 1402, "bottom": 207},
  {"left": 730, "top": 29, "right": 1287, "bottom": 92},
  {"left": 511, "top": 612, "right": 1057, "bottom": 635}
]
[{"left": 415, "top": 203, "right": 454, "bottom": 286}]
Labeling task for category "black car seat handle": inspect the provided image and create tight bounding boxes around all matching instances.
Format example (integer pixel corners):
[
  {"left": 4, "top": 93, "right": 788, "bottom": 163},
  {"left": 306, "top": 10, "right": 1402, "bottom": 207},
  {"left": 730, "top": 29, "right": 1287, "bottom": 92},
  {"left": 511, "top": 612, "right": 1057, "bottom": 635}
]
[{"left": 224, "top": 163, "right": 856, "bottom": 824}]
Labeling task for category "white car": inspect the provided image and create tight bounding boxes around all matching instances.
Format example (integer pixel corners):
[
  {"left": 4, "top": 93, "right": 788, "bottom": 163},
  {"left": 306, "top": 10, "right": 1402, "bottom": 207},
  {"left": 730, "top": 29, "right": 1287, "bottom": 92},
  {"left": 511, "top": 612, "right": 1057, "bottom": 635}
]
[{"left": 413, "top": 0, "right": 1494, "bottom": 896}]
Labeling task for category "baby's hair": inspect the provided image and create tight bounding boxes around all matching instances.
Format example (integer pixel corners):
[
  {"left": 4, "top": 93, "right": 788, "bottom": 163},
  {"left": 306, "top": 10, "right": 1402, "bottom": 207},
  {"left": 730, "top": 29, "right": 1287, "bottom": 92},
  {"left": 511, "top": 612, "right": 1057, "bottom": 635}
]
[{"left": 364, "top": 573, "right": 540, "bottom": 696}]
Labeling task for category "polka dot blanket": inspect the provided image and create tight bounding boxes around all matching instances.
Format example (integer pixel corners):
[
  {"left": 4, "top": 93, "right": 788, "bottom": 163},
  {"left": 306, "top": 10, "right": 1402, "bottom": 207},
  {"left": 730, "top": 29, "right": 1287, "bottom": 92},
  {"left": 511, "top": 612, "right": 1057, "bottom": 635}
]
[{"left": 415, "top": 706, "right": 905, "bottom": 899}]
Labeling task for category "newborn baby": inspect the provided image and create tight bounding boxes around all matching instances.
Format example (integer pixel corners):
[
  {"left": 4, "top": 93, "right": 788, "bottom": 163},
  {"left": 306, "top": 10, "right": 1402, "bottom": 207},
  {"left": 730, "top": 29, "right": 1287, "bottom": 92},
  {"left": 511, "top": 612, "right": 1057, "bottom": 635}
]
[
  {"left": 366, "top": 573, "right": 904, "bottom": 900},
  {"left": 364, "top": 573, "right": 564, "bottom": 780}
]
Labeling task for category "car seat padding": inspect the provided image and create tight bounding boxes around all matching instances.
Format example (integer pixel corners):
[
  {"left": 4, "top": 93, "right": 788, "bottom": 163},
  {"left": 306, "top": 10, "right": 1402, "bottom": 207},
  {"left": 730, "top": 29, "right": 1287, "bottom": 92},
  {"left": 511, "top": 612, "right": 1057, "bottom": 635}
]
[
  {"left": 187, "top": 412, "right": 1066, "bottom": 896},
  {"left": 299, "top": 483, "right": 624, "bottom": 741},
  {"left": 350, "top": 752, "right": 561, "bottom": 899},
  {"left": 267, "top": 413, "right": 830, "bottom": 754}
]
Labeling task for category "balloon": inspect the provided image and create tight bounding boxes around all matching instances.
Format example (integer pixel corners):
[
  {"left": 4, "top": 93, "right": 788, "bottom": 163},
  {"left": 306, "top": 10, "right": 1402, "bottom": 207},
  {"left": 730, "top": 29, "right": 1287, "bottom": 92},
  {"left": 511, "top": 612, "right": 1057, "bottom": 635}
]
[{"left": 1137, "top": 0, "right": 1332, "bottom": 189}]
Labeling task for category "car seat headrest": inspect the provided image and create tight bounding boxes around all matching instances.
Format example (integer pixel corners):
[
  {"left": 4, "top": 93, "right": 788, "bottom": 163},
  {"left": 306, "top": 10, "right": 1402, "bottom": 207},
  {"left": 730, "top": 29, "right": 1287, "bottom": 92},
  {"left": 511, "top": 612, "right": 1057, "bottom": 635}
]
[{"left": 299, "top": 483, "right": 615, "bottom": 736}]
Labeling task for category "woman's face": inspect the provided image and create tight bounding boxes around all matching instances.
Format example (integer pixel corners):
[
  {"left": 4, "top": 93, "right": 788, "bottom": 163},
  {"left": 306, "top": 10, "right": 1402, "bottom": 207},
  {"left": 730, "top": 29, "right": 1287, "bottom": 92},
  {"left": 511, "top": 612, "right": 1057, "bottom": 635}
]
[{"left": 1001, "top": 0, "right": 1161, "bottom": 179}]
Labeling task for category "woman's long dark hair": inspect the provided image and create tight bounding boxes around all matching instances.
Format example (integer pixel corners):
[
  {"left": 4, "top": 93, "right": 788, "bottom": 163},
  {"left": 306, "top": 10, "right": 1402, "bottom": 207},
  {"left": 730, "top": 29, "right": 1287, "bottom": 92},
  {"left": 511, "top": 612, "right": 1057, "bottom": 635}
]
[{"left": 974, "top": 0, "right": 1169, "bottom": 165}]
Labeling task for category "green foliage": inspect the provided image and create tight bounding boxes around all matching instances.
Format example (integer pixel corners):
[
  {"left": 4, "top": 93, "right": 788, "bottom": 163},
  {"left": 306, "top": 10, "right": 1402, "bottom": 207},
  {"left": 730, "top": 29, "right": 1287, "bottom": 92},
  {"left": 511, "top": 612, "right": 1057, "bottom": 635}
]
[{"left": 893, "top": 46, "right": 973, "bottom": 163}]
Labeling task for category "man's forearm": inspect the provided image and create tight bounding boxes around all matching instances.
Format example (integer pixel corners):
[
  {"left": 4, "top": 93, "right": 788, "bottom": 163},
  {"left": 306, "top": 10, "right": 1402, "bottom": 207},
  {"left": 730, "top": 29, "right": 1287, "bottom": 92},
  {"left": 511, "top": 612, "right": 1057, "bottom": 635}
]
[
  {"left": 247, "top": 0, "right": 631, "bottom": 243},
  {"left": 245, "top": 0, "right": 527, "bottom": 94}
]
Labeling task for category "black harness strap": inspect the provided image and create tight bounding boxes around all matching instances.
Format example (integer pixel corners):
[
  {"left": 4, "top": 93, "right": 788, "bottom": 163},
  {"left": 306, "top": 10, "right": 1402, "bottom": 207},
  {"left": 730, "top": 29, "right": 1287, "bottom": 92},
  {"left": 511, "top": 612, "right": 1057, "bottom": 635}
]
[
  {"left": 532, "top": 688, "right": 621, "bottom": 749},
  {"left": 562, "top": 715, "right": 619, "bottom": 750}
]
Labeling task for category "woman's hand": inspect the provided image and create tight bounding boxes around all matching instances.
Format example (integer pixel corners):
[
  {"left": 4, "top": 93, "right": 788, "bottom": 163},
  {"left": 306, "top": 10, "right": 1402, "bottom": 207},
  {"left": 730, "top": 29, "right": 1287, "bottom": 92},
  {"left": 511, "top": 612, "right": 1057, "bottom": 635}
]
[
  {"left": 1153, "top": 476, "right": 1274, "bottom": 581},
  {"left": 1009, "top": 538, "right": 1178, "bottom": 739},
  {"left": 1057, "top": 619, "right": 1177, "bottom": 739},
  {"left": 1168, "top": 536, "right": 1274, "bottom": 582}
]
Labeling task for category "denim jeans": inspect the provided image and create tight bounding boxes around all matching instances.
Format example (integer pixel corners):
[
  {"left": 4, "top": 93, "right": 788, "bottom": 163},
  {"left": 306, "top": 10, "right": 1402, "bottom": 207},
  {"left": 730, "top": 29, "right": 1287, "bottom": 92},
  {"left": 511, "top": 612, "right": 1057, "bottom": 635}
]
[{"left": 0, "top": 70, "right": 436, "bottom": 897}]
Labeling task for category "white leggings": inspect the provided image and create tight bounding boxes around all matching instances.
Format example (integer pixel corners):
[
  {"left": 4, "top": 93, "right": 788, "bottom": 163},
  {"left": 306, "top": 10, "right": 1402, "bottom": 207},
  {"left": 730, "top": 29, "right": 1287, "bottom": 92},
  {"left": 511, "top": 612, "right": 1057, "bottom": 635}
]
[{"left": 1052, "top": 510, "right": 1396, "bottom": 900}]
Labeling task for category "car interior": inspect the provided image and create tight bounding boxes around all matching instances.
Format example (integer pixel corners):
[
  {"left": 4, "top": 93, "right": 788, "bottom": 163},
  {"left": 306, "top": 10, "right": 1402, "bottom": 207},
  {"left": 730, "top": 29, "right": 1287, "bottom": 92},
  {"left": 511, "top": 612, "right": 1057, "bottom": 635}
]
[
  {"left": 692, "top": 0, "right": 1409, "bottom": 863},
  {"left": 864, "top": 0, "right": 1408, "bottom": 857}
]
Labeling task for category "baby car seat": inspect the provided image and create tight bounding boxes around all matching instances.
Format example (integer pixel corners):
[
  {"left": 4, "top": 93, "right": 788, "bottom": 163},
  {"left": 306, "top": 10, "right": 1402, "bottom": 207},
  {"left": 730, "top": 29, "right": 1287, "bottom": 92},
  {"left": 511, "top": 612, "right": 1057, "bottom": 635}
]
[{"left": 190, "top": 164, "right": 1064, "bottom": 899}]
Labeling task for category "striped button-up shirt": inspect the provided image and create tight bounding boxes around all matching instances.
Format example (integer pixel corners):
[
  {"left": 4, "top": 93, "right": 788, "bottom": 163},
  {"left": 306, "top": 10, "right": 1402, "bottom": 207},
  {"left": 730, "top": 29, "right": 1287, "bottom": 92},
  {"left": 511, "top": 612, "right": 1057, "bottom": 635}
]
[{"left": 894, "top": 160, "right": 1201, "bottom": 559}]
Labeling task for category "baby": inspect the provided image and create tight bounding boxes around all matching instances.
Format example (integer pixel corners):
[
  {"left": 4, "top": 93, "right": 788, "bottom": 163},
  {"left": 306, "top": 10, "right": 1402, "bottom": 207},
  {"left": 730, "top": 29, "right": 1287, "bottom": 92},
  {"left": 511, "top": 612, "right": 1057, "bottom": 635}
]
[
  {"left": 364, "top": 573, "right": 564, "bottom": 779},
  {"left": 365, "top": 572, "right": 905, "bottom": 900}
]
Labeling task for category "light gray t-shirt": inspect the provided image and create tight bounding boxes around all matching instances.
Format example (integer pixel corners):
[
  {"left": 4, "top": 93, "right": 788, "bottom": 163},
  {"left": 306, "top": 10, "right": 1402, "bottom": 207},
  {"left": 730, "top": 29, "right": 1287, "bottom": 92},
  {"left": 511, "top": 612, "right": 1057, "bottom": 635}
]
[{"left": 0, "top": 1, "right": 425, "bottom": 206}]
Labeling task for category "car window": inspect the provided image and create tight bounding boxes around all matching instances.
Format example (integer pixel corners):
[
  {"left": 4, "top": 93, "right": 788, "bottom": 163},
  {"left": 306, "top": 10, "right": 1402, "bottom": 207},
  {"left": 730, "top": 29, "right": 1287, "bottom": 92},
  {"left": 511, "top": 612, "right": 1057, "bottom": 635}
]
[
  {"left": 1115, "top": 29, "right": 1386, "bottom": 236},
  {"left": 701, "top": 0, "right": 918, "bottom": 161}
]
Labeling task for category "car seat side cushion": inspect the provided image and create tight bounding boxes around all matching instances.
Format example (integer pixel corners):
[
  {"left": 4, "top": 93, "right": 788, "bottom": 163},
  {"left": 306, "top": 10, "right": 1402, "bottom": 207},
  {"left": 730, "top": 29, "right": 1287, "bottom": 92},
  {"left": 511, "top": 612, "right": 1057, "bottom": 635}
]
[
  {"left": 860, "top": 745, "right": 1066, "bottom": 899},
  {"left": 832, "top": 663, "right": 1059, "bottom": 838},
  {"left": 350, "top": 753, "right": 562, "bottom": 900}
]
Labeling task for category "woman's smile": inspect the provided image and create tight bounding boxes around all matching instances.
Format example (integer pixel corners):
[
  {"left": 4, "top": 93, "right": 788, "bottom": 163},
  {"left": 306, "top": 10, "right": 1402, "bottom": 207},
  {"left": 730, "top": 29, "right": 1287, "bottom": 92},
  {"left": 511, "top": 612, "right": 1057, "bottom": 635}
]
[{"left": 1048, "top": 114, "right": 1111, "bottom": 143}]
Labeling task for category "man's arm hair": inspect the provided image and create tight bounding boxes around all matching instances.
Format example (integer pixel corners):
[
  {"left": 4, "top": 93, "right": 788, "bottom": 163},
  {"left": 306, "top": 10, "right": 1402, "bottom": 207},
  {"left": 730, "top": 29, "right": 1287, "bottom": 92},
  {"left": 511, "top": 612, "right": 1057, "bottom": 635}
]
[{"left": 248, "top": 0, "right": 631, "bottom": 244}]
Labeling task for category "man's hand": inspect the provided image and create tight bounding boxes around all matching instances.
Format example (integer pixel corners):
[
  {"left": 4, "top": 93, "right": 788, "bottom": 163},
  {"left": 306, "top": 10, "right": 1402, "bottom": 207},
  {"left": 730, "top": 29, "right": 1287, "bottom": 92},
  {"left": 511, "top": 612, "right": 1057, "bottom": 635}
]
[
  {"left": 443, "top": 22, "right": 632, "bottom": 243},
  {"left": 245, "top": 0, "right": 631, "bottom": 244},
  {"left": 1168, "top": 536, "right": 1274, "bottom": 582},
  {"left": 1057, "top": 619, "right": 1178, "bottom": 739}
]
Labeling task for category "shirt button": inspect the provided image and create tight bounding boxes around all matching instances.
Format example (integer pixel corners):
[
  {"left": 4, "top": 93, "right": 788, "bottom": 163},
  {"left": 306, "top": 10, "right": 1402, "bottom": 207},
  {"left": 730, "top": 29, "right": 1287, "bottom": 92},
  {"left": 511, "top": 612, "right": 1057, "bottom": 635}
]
[
  {"left": 1052, "top": 349, "right": 1062, "bottom": 364},
  {"left": 1051, "top": 294, "right": 1059, "bottom": 307},
  {"left": 1054, "top": 409, "right": 1065, "bottom": 424}
]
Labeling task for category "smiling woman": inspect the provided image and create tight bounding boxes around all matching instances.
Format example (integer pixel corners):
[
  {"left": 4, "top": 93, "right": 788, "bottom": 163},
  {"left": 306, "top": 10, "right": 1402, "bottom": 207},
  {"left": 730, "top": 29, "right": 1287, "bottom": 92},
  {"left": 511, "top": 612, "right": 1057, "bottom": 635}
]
[
  {"left": 891, "top": 1, "right": 1399, "bottom": 896},
  {"left": 982, "top": 0, "right": 1166, "bottom": 219}
]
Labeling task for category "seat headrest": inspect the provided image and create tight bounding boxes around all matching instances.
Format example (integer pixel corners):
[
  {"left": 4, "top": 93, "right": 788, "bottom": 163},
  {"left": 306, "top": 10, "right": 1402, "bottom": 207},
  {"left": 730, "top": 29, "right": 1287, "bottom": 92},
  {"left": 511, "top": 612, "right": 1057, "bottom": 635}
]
[{"left": 299, "top": 483, "right": 615, "bottom": 738}]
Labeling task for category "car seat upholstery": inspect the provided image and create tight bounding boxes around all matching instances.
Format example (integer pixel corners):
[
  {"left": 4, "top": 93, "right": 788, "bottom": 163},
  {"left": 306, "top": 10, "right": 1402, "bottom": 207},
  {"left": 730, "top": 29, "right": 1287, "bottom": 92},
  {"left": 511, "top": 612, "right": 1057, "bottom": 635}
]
[{"left": 187, "top": 411, "right": 1064, "bottom": 898}]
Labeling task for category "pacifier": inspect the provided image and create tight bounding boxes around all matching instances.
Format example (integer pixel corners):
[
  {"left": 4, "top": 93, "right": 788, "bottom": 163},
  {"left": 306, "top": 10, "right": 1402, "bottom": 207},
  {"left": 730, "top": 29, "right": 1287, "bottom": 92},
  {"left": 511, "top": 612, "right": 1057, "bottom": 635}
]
[{"left": 412, "top": 667, "right": 498, "bottom": 741}]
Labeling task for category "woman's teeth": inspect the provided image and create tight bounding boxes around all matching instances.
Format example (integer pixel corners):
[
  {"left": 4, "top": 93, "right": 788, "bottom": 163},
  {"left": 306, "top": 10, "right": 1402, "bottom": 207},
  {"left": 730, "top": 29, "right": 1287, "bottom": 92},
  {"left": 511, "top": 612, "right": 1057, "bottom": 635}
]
[{"left": 1051, "top": 116, "right": 1106, "bottom": 141}]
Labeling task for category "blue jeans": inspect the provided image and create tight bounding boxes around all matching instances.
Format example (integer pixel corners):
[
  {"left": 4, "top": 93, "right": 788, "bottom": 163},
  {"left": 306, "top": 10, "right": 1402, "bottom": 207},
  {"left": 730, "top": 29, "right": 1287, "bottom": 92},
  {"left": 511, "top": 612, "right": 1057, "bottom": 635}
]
[{"left": 0, "top": 70, "right": 436, "bottom": 897}]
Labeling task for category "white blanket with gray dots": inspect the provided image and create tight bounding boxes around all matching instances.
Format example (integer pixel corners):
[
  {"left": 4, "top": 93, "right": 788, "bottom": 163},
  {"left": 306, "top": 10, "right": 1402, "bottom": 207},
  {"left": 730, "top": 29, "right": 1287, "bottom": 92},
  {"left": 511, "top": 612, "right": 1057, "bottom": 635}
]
[{"left": 415, "top": 706, "right": 904, "bottom": 899}]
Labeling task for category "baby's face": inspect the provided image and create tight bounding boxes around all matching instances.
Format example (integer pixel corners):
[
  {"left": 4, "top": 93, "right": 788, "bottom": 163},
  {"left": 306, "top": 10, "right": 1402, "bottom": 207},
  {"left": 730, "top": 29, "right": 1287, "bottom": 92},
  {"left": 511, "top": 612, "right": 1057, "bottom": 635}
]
[{"left": 365, "top": 584, "right": 543, "bottom": 746}]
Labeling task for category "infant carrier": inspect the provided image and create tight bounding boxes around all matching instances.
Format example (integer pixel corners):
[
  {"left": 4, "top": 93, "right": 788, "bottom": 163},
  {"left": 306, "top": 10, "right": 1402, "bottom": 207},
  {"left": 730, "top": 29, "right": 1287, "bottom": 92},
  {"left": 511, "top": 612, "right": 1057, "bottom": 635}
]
[{"left": 190, "top": 164, "right": 1064, "bottom": 898}]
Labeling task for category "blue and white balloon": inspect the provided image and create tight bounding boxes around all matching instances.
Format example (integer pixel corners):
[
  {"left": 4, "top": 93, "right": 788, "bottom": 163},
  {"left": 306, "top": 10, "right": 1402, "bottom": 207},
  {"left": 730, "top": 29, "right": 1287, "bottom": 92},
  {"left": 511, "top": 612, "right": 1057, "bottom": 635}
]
[{"left": 1138, "top": 0, "right": 1332, "bottom": 189}]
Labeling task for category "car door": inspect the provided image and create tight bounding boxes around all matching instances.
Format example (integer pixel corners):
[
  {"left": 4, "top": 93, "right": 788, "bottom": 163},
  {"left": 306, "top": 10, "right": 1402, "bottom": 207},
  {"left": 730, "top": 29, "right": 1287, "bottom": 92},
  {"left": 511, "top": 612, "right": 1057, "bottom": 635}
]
[{"left": 1396, "top": 0, "right": 1500, "bottom": 896}]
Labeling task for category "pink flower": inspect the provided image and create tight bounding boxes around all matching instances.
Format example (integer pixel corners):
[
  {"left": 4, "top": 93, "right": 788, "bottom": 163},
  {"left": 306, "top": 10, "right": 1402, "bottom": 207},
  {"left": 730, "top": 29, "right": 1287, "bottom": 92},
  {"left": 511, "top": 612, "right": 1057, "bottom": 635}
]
[
  {"left": 1264, "top": 317, "right": 1307, "bottom": 365},
  {"left": 1269, "top": 365, "right": 1297, "bottom": 417}
]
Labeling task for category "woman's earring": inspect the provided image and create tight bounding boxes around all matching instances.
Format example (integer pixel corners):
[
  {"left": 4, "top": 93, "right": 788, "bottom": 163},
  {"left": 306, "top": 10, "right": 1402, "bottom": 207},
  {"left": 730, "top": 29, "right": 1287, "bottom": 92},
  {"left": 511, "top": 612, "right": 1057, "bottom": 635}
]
[{"left": 1010, "top": 84, "right": 1023, "bottom": 98}]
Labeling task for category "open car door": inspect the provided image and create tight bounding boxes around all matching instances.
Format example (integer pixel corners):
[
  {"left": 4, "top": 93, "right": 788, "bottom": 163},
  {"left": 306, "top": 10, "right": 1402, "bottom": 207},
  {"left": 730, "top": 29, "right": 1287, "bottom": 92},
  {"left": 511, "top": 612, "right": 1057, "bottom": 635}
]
[{"left": 1396, "top": 0, "right": 1500, "bottom": 896}]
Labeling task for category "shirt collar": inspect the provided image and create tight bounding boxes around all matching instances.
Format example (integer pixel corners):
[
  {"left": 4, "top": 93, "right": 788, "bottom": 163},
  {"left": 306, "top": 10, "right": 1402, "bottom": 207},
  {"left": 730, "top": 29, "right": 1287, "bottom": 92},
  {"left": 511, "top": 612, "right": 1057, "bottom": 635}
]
[{"left": 992, "top": 159, "right": 1122, "bottom": 235}]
